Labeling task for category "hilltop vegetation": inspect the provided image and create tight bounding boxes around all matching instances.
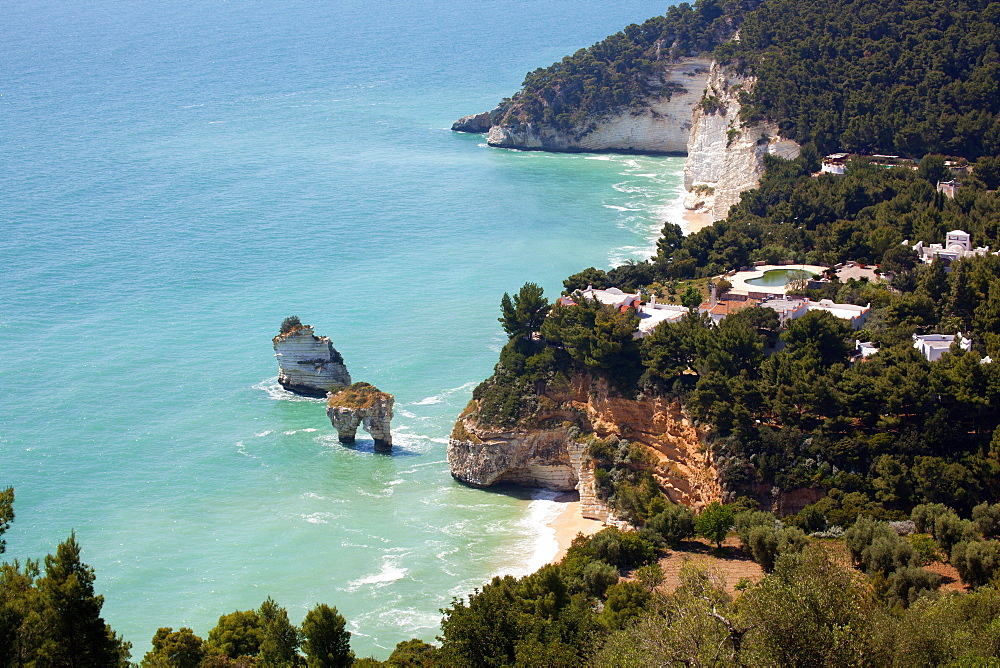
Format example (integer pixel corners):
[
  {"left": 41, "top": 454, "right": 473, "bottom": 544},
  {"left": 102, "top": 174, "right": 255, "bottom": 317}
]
[
  {"left": 729, "top": 0, "right": 1000, "bottom": 157},
  {"left": 495, "top": 0, "right": 761, "bottom": 134},
  {"left": 496, "top": 0, "right": 1000, "bottom": 160}
]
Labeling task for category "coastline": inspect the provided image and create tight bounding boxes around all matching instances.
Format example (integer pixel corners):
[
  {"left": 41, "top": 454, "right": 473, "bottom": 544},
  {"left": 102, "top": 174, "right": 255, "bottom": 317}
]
[{"left": 548, "top": 493, "right": 605, "bottom": 563}]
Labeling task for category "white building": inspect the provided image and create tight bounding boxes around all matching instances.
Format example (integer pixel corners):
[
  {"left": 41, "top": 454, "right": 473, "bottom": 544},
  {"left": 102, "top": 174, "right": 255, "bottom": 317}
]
[
  {"left": 912, "top": 333, "right": 972, "bottom": 362},
  {"left": 855, "top": 340, "right": 879, "bottom": 358},
  {"left": 758, "top": 297, "right": 871, "bottom": 330},
  {"left": 910, "top": 230, "right": 993, "bottom": 266}
]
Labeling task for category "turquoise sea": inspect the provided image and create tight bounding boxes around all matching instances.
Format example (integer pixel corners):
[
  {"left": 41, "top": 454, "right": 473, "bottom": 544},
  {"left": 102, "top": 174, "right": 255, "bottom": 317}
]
[{"left": 1, "top": 0, "right": 685, "bottom": 657}]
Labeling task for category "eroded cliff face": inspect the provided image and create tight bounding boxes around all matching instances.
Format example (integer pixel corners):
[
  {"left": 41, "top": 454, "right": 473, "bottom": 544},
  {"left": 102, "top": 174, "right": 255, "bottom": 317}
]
[
  {"left": 486, "top": 58, "right": 713, "bottom": 154},
  {"left": 272, "top": 325, "right": 351, "bottom": 397},
  {"left": 448, "top": 374, "right": 721, "bottom": 517},
  {"left": 683, "top": 62, "right": 800, "bottom": 222}
]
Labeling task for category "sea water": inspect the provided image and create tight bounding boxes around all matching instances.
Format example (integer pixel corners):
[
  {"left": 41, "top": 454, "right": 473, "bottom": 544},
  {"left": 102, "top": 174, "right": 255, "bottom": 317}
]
[{"left": 0, "top": 0, "right": 685, "bottom": 657}]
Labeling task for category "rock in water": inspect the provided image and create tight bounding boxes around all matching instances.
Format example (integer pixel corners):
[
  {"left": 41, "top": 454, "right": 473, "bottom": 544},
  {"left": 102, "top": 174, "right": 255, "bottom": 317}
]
[
  {"left": 327, "top": 383, "right": 395, "bottom": 452},
  {"left": 451, "top": 111, "right": 493, "bottom": 133},
  {"left": 272, "top": 322, "right": 351, "bottom": 397}
]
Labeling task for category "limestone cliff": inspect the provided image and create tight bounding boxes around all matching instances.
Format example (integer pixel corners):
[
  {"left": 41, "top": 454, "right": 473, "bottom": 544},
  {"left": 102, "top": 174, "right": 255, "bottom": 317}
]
[
  {"left": 683, "top": 62, "right": 800, "bottom": 222},
  {"left": 327, "top": 382, "right": 394, "bottom": 452},
  {"left": 272, "top": 324, "right": 351, "bottom": 397},
  {"left": 448, "top": 374, "right": 720, "bottom": 518},
  {"left": 484, "top": 58, "right": 713, "bottom": 154}
]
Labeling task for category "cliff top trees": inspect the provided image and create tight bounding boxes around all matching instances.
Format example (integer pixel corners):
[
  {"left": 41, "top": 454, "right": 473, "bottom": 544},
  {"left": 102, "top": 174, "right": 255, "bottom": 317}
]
[{"left": 499, "top": 282, "right": 549, "bottom": 340}]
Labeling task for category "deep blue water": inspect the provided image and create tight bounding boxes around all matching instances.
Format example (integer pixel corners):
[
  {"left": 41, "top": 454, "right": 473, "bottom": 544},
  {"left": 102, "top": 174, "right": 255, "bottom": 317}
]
[{"left": 1, "top": 0, "right": 684, "bottom": 657}]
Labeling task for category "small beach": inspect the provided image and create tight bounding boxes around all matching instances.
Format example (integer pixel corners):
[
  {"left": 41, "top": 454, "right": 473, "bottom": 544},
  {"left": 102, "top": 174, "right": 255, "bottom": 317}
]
[{"left": 548, "top": 494, "right": 605, "bottom": 563}]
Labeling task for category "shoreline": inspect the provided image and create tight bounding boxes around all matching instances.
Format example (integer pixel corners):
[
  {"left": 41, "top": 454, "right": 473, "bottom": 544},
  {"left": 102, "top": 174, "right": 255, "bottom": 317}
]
[{"left": 547, "top": 493, "right": 605, "bottom": 563}]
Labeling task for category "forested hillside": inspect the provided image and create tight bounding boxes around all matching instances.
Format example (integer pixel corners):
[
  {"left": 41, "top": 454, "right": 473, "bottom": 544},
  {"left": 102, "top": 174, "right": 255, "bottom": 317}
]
[
  {"left": 496, "top": 0, "right": 1000, "bottom": 159},
  {"left": 729, "top": 0, "right": 1000, "bottom": 157},
  {"left": 494, "top": 0, "right": 761, "bottom": 134}
]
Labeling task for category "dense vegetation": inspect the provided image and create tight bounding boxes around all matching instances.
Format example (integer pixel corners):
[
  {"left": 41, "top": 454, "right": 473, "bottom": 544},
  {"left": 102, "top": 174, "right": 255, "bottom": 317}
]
[
  {"left": 497, "top": 0, "right": 1000, "bottom": 159},
  {"left": 495, "top": 0, "right": 761, "bottom": 134},
  {"left": 728, "top": 0, "right": 1000, "bottom": 157}
]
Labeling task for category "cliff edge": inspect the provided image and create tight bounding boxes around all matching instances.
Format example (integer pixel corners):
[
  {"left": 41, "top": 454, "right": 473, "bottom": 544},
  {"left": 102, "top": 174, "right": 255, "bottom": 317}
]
[
  {"left": 683, "top": 62, "right": 800, "bottom": 222},
  {"left": 448, "top": 373, "right": 720, "bottom": 519}
]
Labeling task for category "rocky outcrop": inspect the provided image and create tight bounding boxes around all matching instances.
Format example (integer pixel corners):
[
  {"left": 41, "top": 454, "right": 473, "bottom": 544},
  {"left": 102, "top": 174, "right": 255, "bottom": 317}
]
[
  {"left": 272, "top": 324, "right": 351, "bottom": 397},
  {"left": 683, "top": 62, "right": 800, "bottom": 222},
  {"left": 483, "top": 58, "right": 713, "bottom": 154},
  {"left": 448, "top": 374, "right": 721, "bottom": 514},
  {"left": 452, "top": 111, "right": 494, "bottom": 133},
  {"left": 327, "top": 383, "right": 394, "bottom": 452}
]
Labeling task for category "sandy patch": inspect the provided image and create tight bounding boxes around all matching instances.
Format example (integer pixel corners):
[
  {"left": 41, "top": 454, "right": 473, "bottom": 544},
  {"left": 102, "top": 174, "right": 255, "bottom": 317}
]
[{"left": 547, "top": 494, "right": 605, "bottom": 563}]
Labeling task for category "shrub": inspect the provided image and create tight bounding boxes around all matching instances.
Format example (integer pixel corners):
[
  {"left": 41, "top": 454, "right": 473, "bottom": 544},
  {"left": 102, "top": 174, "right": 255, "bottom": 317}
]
[
  {"left": 951, "top": 540, "right": 1000, "bottom": 588},
  {"left": 590, "top": 528, "right": 656, "bottom": 569},
  {"left": 640, "top": 504, "right": 695, "bottom": 548},
  {"left": 581, "top": 560, "right": 620, "bottom": 598},
  {"left": 932, "top": 512, "right": 977, "bottom": 554},
  {"left": 845, "top": 516, "right": 897, "bottom": 567},
  {"left": 911, "top": 503, "right": 951, "bottom": 534},
  {"left": 887, "top": 566, "right": 942, "bottom": 607},
  {"left": 734, "top": 510, "right": 778, "bottom": 547},
  {"left": 279, "top": 315, "right": 302, "bottom": 334},
  {"left": 972, "top": 502, "right": 1000, "bottom": 538}
]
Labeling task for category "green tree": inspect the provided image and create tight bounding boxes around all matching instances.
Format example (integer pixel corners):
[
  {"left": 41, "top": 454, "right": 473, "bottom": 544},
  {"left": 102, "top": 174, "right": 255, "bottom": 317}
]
[
  {"left": 499, "top": 282, "right": 550, "bottom": 340},
  {"left": 695, "top": 502, "right": 735, "bottom": 549},
  {"left": 0, "top": 487, "right": 12, "bottom": 555},
  {"left": 385, "top": 638, "right": 437, "bottom": 667},
  {"left": 258, "top": 597, "right": 300, "bottom": 666},
  {"left": 301, "top": 603, "right": 354, "bottom": 668},
  {"left": 207, "top": 608, "right": 264, "bottom": 659},
  {"left": 35, "top": 532, "right": 131, "bottom": 666},
  {"left": 142, "top": 627, "right": 205, "bottom": 668},
  {"left": 280, "top": 316, "right": 302, "bottom": 334},
  {"left": 680, "top": 285, "right": 703, "bottom": 311}
]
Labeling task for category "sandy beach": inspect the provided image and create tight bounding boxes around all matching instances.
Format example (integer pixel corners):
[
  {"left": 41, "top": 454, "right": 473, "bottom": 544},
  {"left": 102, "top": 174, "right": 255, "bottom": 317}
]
[
  {"left": 682, "top": 208, "right": 714, "bottom": 234},
  {"left": 547, "top": 493, "right": 605, "bottom": 563}
]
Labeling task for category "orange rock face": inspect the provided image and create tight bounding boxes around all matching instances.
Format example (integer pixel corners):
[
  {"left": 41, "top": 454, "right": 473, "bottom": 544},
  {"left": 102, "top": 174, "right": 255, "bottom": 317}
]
[{"left": 448, "top": 373, "right": 721, "bottom": 511}]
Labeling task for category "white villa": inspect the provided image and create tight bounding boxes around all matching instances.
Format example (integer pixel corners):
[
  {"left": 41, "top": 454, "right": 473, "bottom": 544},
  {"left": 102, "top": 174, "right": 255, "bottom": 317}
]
[
  {"left": 912, "top": 333, "right": 972, "bottom": 362},
  {"left": 855, "top": 340, "right": 879, "bottom": 358},
  {"left": 757, "top": 296, "right": 871, "bottom": 330},
  {"left": 909, "top": 230, "right": 993, "bottom": 266},
  {"left": 576, "top": 287, "right": 687, "bottom": 337}
]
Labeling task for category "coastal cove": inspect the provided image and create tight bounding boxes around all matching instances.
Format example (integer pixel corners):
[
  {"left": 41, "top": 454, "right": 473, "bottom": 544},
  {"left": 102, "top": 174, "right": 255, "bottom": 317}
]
[{"left": 0, "top": 0, "right": 687, "bottom": 658}]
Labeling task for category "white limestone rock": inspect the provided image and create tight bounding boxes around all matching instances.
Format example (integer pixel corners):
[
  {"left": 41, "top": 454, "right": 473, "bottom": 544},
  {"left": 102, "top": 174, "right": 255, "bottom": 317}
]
[
  {"left": 487, "top": 58, "right": 713, "bottom": 154},
  {"left": 272, "top": 325, "right": 351, "bottom": 397},
  {"left": 683, "top": 62, "right": 800, "bottom": 222}
]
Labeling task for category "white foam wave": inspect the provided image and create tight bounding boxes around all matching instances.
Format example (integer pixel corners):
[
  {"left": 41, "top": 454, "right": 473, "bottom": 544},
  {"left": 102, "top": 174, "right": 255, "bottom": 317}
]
[
  {"left": 413, "top": 396, "right": 442, "bottom": 406},
  {"left": 253, "top": 378, "right": 325, "bottom": 403},
  {"left": 346, "top": 557, "right": 408, "bottom": 590},
  {"left": 302, "top": 512, "right": 341, "bottom": 525},
  {"left": 398, "top": 409, "right": 417, "bottom": 419},
  {"left": 493, "top": 490, "right": 564, "bottom": 579}
]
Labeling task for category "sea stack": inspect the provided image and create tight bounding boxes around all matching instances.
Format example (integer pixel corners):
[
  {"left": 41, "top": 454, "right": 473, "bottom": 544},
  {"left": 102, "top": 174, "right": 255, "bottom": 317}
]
[
  {"left": 272, "top": 317, "right": 351, "bottom": 397},
  {"left": 327, "top": 383, "right": 395, "bottom": 452}
]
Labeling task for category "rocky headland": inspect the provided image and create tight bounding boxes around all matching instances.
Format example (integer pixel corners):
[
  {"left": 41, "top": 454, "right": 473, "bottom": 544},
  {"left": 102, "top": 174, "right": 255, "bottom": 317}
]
[
  {"left": 454, "top": 57, "right": 799, "bottom": 225},
  {"left": 327, "top": 382, "right": 395, "bottom": 452},
  {"left": 272, "top": 320, "right": 352, "bottom": 397},
  {"left": 448, "top": 373, "right": 720, "bottom": 522}
]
